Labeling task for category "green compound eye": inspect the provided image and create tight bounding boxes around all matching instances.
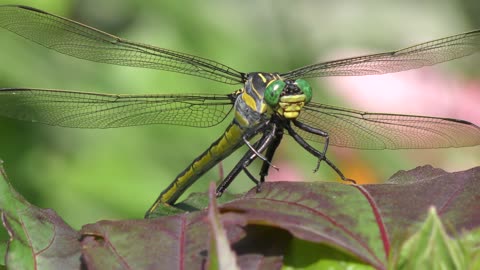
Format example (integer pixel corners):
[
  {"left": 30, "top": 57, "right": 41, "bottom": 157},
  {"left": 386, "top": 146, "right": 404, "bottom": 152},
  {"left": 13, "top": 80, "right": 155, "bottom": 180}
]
[
  {"left": 264, "top": 80, "right": 286, "bottom": 106},
  {"left": 295, "top": 79, "right": 312, "bottom": 103}
]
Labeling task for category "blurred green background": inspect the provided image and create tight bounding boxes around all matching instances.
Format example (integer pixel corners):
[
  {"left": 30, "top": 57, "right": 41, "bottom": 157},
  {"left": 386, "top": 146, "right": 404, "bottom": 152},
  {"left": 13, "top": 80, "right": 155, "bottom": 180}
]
[{"left": 0, "top": 0, "right": 479, "bottom": 229}]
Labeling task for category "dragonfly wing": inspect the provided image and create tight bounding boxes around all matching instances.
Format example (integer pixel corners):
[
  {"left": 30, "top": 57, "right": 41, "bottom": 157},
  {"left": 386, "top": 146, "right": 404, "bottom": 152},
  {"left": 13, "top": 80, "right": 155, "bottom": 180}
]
[
  {"left": 282, "top": 30, "right": 480, "bottom": 79},
  {"left": 0, "top": 88, "right": 234, "bottom": 128},
  {"left": 294, "top": 102, "right": 480, "bottom": 149},
  {"left": 0, "top": 5, "right": 244, "bottom": 85}
]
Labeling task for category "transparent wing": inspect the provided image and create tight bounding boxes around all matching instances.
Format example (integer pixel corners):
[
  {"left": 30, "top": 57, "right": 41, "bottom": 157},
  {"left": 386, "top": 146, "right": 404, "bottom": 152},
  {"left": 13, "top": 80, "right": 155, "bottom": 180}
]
[
  {"left": 282, "top": 30, "right": 480, "bottom": 80},
  {"left": 294, "top": 102, "right": 480, "bottom": 149},
  {"left": 0, "top": 88, "right": 235, "bottom": 128},
  {"left": 0, "top": 5, "right": 244, "bottom": 84}
]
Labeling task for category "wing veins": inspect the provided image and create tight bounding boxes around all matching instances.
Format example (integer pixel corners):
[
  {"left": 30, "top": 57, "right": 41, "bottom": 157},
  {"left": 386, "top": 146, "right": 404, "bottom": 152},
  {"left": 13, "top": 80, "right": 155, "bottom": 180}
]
[
  {"left": 0, "top": 88, "right": 235, "bottom": 128},
  {"left": 0, "top": 5, "right": 244, "bottom": 84},
  {"left": 296, "top": 103, "right": 480, "bottom": 149},
  {"left": 282, "top": 29, "right": 480, "bottom": 79}
]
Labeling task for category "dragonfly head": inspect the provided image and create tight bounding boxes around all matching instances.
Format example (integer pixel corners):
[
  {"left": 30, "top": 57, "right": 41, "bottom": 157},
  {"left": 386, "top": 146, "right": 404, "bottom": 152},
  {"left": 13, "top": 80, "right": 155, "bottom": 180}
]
[
  {"left": 264, "top": 78, "right": 312, "bottom": 119},
  {"left": 242, "top": 73, "right": 312, "bottom": 119}
]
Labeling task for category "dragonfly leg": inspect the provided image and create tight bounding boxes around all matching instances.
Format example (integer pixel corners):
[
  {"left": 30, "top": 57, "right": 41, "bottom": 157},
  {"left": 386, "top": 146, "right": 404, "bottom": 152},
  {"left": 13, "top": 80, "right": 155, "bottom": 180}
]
[
  {"left": 292, "top": 120, "right": 329, "bottom": 172},
  {"left": 259, "top": 126, "right": 284, "bottom": 183},
  {"left": 313, "top": 135, "right": 329, "bottom": 172},
  {"left": 216, "top": 123, "right": 278, "bottom": 197},
  {"left": 242, "top": 135, "right": 278, "bottom": 170},
  {"left": 285, "top": 121, "right": 356, "bottom": 184},
  {"left": 215, "top": 148, "right": 260, "bottom": 197},
  {"left": 323, "top": 156, "right": 356, "bottom": 184}
]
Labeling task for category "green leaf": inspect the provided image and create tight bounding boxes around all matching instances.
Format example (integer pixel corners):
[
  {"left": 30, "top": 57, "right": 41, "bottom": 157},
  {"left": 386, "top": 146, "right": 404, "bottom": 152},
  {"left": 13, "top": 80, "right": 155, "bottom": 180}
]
[
  {"left": 0, "top": 241, "right": 6, "bottom": 266},
  {"left": 458, "top": 228, "right": 480, "bottom": 269},
  {"left": 0, "top": 162, "right": 81, "bottom": 269},
  {"left": 394, "top": 207, "right": 465, "bottom": 269},
  {"left": 1, "top": 164, "right": 479, "bottom": 269},
  {"left": 283, "top": 238, "right": 374, "bottom": 270}
]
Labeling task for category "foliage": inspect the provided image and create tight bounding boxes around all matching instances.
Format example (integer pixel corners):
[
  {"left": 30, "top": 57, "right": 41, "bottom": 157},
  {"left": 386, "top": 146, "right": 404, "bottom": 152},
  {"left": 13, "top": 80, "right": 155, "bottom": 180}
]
[{"left": 1, "top": 164, "right": 479, "bottom": 269}]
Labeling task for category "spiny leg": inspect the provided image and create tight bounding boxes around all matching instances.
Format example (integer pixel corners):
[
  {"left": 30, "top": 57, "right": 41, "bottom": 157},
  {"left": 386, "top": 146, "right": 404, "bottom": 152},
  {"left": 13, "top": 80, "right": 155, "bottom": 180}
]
[
  {"left": 258, "top": 126, "right": 284, "bottom": 188},
  {"left": 292, "top": 119, "right": 329, "bottom": 172},
  {"left": 242, "top": 135, "right": 278, "bottom": 169},
  {"left": 243, "top": 123, "right": 281, "bottom": 187},
  {"left": 216, "top": 128, "right": 274, "bottom": 196},
  {"left": 215, "top": 147, "right": 261, "bottom": 197},
  {"left": 323, "top": 157, "right": 356, "bottom": 184},
  {"left": 285, "top": 121, "right": 356, "bottom": 184},
  {"left": 216, "top": 123, "right": 278, "bottom": 197}
]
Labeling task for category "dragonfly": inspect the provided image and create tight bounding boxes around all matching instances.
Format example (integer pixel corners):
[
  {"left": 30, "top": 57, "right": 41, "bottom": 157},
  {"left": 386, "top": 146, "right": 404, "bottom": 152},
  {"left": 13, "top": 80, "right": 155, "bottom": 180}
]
[{"left": 1, "top": 5, "right": 480, "bottom": 217}]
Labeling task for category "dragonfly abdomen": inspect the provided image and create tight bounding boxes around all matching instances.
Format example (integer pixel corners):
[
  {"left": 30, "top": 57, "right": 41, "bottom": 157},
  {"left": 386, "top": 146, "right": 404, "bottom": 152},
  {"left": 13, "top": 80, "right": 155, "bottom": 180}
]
[{"left": 146, "top": 122, "right": 246, "bottom": 210}]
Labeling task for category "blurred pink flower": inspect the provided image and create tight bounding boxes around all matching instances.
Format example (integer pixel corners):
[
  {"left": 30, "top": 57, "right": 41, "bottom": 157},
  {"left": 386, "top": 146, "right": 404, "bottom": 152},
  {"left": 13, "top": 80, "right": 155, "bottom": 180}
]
[
  {"left": 268, "top": 161, "right": 304, "bottom": 182},
  {"left": 324, "top": 51, "right": 480, "bottom": 124},
  {"left": 320, "top": 49, "right": 480, "bottom": 182}
]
